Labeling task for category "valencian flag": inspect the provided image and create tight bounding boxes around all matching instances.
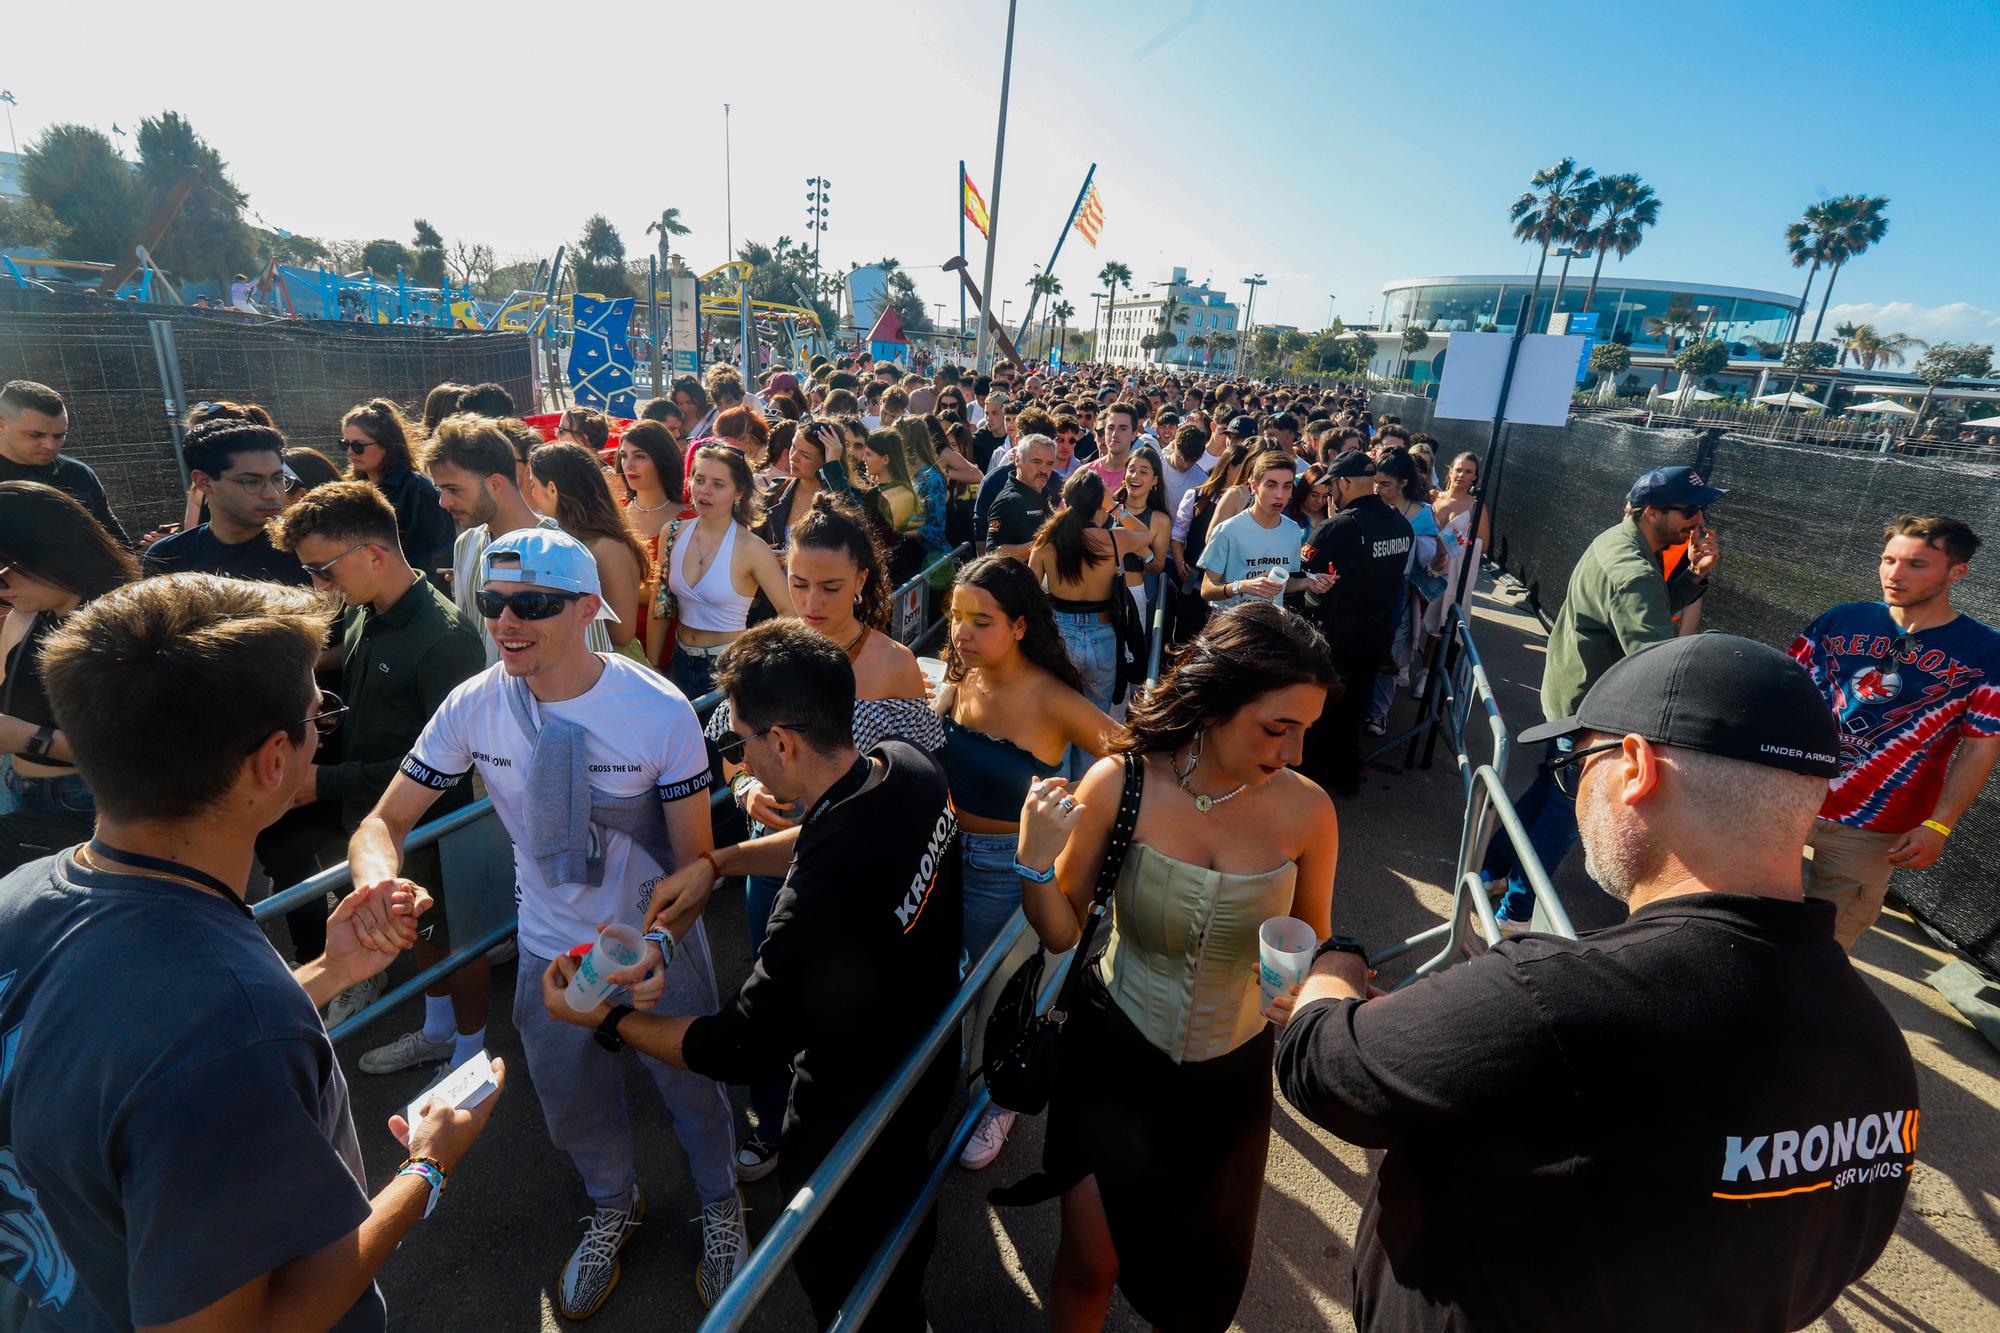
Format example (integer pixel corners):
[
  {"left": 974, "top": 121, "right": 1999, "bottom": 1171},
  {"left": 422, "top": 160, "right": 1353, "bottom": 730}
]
[
  {"left": 1075, "top": 184, "right": 1105, "bottom": 247},
  {"left": 963, "top": 168, "right": 991, "bottom": 240}
]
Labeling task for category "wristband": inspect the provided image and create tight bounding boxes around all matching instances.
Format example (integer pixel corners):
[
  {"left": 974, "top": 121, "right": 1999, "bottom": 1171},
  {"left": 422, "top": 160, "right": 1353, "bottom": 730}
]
[
  {"left": 396, "top": 1156, "right": 447, "bottom": 1218},
  {"left": 699, "top": 850, "right": 723, "bottom": 880},
  {"left": 1922, "top": 819, "right": 1952, "bottom": 838},
  {"left": 729, "top": 772, "right": 757, "bottom": 801},
  {"left": 1013, "top": 860, "right": 1057, "bottom": 884}
]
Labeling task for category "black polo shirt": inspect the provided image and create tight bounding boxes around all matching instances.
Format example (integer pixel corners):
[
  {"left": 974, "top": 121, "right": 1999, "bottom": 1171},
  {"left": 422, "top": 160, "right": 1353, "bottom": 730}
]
[
  {"left": 1278, "top": 893, "right": 1918, "bottom": 1333},
  {"left": 141, "top": 523, "right": 310, "bottom": 586},
  {"left": 987, "top": 474, "right": 1052, "bottom": 551},
  {"left": 0, "top": 452, "right": 129, "bottom": 546},
  {"left": 1301, "top": 494, "right": 1411, "bottom": 664},
  {"left": 316, "top": 573, "right": 484, "bottom": 827}
]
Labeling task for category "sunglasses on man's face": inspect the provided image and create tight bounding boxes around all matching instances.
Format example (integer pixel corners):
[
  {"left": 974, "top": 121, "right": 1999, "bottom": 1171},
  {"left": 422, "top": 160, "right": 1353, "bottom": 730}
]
[{"left": 475, "top": 589, "right": 584, "bottom": 621}]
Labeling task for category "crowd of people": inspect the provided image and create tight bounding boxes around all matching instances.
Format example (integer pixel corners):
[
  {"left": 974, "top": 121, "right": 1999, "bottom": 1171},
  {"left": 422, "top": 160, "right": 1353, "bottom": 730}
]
[{"left": 0, "top": 343, "right": 1993, "bottom": 1330}]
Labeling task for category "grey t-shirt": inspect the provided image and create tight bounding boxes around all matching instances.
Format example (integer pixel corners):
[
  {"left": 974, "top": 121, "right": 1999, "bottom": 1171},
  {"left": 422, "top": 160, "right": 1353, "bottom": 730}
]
[{"left": 0, "top": 852, "right": 382, "bottom": 1330}]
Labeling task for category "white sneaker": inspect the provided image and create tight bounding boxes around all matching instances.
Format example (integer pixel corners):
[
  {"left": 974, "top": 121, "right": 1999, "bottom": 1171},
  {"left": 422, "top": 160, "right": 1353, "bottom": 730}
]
[
  {"left": 734, "top": 1133, "right": 780, "bottom": 1183},
  {"left": 957, "top": 1108, "right": 1016, "bottom": 1171},
  {"left": 559, "top": 1186, "right": 644, "bottom": 1320},
  {"left": 358, "top": 1028, "right": 454, "bottom": 1075},
  {"left": 695, "top": 1189, "right": 748, "bottom": 1309},
  {"left": 322, "top": 972, "right": 387, "bottom": 1032},
  {"left": 1494, "top": 914, "right": 1536, "bottom": 938},
  {"left": 1364, "top": 717, "right": 1389, "bottom": 736}
]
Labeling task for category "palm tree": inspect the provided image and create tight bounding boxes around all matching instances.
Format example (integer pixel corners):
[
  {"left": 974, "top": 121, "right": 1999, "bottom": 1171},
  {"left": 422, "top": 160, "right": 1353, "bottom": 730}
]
[
  {"left": 1805, "top": 195, "right": 1890, "bottom": 341},
  {"left": 1832, "top": 319, "right": 1862, "bottom": 365},
  {"left": 1098, "top": 260, "right": 1133, "bottom": 358},
  {"left": 1850, "top": 325, "right": 1927, "bottom": 371},
  {"left": 1507, "top": 157, "right": 1596, "bottom": 331},
  {"left": 1025, "top": 271, "right": 1062, "bottom": 353},
  {"left": 1154, "top": 292, "right": 1190, "bottom": 363},
  {"left": 645, "top": 207, "right": 689, "bottom": 270},
  {"left": 1574, "top": 173, "right": 1660, "bottom": 314},
  {"left": 1645, "top": 301, "right": 1705, "bottom": 390}
]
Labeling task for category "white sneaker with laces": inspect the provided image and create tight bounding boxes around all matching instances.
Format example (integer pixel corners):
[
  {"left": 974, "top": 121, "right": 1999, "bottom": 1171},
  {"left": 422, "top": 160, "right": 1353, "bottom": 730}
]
[
  {"left": 321, "top": 972, "right": 386, "bottom": 1033},
  {"left": 1494, "top": 914, "right": 1536, "bottom": 938},
  {"left": 957, "top": 1108, "right": 1016, "bottom": 1171},
  {"left": 695, "top": 1189, "right": 748, "bottom": 1308},
  {"left": 559, "top": 1186, "right": 644, "bottom": 1320},
  {"left": 357, "top": 1028, "right": 453, "bottom": 1076}
]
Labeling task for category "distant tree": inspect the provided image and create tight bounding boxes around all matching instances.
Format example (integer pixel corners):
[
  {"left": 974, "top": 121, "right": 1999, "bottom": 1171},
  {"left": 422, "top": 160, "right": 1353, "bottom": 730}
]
[
  {"left": 1804, "top": 195, "right": 1889, "bottom": 342},
  {"left": 0, "top": 196, "right": 70, "bottom": 251},
  {"left": 410, "top": 218, "right": 447, "bottom": 288},
  {"left": 887, "top": 269, "right": 932, "bottom": 333},
  {"left": 1848, "top": 325, "right": 1926, "bottom": 371},
  {"left": 1782, "top": 340, "right": 1838, "bottom": 372},
  {"left": 483, "top": 258, "right": 542, "bottom": 299},
  {"left": 1913, "top": 342, "right": 1995, "bottom": 427},
  {"left": 1671, "top": 339, "right": 1729, "bottom": 406},
  {"left": 1573, "top": 172, "right": 1659, "bottom": 313},
  {"left": 1249, "top": 326, "right": 1281, "bottom": 374},
  {"left": 1097, "top": 260, "right": 1133, "bottom": 353},
  {"left": 573, "top": 214, "right": 632, "bottom": 298},
  {"left": 21, "top": 123, "right": 141, "bottom": 263},
  {"left": 445, "top": 237, "right": 496, "bottom": 290},
  {"left": 256, "top": 229, "right": 328, "bottom": 268},
  {"left": 1507, "top": 156, "right": 1595, "bottom": 331},
  {"left": 360, "top": 238, "right": 415, "bottom": 277},
  {"left": 135, "top": 112, "right": 255, "bottom": 287},
  {"left": 1399, "top": 326, "right": 1431, "bottom": 377},
  {"left": 1589, "top": 342, "right": 1632, "bottom": 399},
  {"left": 645, "top": 207, "right": 690, "bottom": 270}
]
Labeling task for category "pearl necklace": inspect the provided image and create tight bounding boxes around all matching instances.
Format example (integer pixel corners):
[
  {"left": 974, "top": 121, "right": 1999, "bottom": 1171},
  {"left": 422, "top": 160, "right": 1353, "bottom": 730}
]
[
  {"left": 1177, "top": 735, "right": 1247, "bottom": 814},
  {"left": 630, "top": 494, "right": 672, "bottom": 514}
]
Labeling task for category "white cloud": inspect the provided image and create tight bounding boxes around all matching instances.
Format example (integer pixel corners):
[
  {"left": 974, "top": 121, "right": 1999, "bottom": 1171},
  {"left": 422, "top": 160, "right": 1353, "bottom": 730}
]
[{"left": 1825, "top": 301, "right": 2000, "bottom": 348}]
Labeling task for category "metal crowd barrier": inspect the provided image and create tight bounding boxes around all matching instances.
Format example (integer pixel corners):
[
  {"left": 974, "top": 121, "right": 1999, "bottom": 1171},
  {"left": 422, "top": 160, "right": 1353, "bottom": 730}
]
[{"left": 1363, "top": 603, "right": 1577, "bottom": 985}]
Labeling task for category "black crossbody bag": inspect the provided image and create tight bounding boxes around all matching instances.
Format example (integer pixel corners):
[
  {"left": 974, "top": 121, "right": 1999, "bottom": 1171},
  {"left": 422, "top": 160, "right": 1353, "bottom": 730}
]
[{"left": 976, "top": 752, "right": 1144, "bottom": 1115}]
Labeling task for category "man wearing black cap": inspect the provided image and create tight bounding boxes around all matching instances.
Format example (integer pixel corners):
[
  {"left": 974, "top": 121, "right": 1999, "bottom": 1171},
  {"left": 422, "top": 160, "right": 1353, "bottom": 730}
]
[
  {"left": 1278, "top": 634, "right": 1918, "bottom": 1333},
  {"left": 1484, "top": 464, "right": 1723, "bottom": 928},
  {"left": 1299, "top": 452, "right": 1413, "bottom": 797}
]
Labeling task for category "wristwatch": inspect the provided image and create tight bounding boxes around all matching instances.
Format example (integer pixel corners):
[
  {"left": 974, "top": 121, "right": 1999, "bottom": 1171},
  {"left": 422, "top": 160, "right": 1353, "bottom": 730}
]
[
  {"left": 1312, "top": 934, "right": 1369, "bottom": 967},
  {"left": 593, "top": 1003, "right": 634, "bottom": 1053},
  {"left": 23, "top": 724, "right": 56, "bottom": 760}
]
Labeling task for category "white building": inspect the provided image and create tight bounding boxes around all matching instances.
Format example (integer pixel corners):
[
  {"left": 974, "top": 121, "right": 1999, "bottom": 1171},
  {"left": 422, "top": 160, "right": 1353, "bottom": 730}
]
[{"left": 1101, "top": 267, "right": 1239, "bottom": 370}]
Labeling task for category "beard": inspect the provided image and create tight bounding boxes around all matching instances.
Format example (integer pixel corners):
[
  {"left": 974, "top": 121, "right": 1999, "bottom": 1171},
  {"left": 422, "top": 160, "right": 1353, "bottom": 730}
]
[{"left": 1576, "top": 785, "right": 1652, "bottom": 904}]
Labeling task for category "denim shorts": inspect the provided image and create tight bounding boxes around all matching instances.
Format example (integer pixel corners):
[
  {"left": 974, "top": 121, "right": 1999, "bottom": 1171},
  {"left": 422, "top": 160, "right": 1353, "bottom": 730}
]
[{"left": 1052, "top": 611, "right": 1116, "bottom": 713}]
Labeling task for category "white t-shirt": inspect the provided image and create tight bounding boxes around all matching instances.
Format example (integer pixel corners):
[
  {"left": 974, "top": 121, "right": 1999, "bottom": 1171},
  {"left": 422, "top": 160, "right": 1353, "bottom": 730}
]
[
  {"left": 1199, "top": 509, "right": 1303, "bottom": 609},
  {"left": 401, "top": 655, "right": 712, "bottom": 960},
  {"left": 1164, "top": 453, "right": 1218, "bottom": 540}
]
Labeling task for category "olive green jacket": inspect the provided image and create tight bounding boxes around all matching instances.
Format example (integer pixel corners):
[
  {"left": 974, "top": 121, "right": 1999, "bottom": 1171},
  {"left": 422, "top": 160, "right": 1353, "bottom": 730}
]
[{"left": 1540, "top": 517, "right": 1707, "bottom": 723}]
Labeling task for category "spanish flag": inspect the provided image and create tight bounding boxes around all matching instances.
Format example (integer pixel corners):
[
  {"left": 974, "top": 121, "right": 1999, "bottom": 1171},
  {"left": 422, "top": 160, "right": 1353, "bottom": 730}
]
[
  {"left": 963, "top": 168, "right": 991, "bottom": 240},
  {"left": 1075, "top": 185, "right": 1105, "bottom": 247}
]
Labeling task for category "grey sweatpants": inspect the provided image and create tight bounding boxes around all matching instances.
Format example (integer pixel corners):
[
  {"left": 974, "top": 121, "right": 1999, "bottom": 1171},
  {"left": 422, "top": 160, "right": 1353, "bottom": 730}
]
[{"left": 513, "top": 919, "right": 738, "bottom": 1208}]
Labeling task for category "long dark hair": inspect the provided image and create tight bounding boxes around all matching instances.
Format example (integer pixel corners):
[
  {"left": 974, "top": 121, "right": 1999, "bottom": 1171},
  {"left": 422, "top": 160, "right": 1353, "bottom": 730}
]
[
  {"left": 1119, "top": 602, "right": 1338, "bottom": 755},
  {"left": 1115, "top": 444, "right": 1169, "bottom": 518},
  {"left": 1191, "top": 441, "right": 1251, "bottom": 516},
  {"left": 528, "top": 441, "right": 652, "bottom": 573},
  {"left": 619, "top": 420, "right": 684, "bottom": 502},
  {"left": 1033, "top": 468, "right": 1109, "bottom": 584},
  {"left": 342, "top": 397, "right": 419, "bottom": 475},
  {"left": 789, "top": 491, "right": 891, "bottom": 630},
  {"left": 945, "top": 554, "right": 1085, "bottom": 694},
  {"left": 0, "top": 481, "right": 139, "bottom": 600}
]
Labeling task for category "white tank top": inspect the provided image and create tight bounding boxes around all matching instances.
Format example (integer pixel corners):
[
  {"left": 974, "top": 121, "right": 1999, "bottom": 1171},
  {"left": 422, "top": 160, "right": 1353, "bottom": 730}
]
[{"left": 669, "top": 520, "right": 753, "bottom": 632}]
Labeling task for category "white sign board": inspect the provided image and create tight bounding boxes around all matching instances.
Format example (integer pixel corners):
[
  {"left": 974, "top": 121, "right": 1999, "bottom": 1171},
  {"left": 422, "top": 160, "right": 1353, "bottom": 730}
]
[
  {"left": 1433, "top": 332, "right": 1586, "bottom": 428},
  {"left": 668, "top": 275, "right": 700, "bottom": 375}
]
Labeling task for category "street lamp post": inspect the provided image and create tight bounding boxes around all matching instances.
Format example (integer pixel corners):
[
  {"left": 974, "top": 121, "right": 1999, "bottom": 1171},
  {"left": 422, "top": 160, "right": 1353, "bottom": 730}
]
[
  {"left": 1546, "top": 247, "right": 1588, "bottom": 331},
  {"left": 1237, "top": 273, "right": 1267, "bottom": 372},
  {"left": 723, "top": 104, "right": 734, "bottom": 259},
  {"left": 973, "top": 0, "right": 1020, "bottom": 372},
  {"left": 1326, "top": 294, "right": 1336, "bottom": 328},
  {"left": 805, "top": 177, "right": 831, "bottom": 288}
]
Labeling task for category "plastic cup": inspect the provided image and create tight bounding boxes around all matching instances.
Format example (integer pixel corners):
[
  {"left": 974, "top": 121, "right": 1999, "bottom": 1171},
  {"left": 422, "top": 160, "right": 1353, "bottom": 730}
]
[
  {"left": 1264, "top": 566, "right": 1290, "bottom": 593},
  {"left": 565, "top": 923, "right": 645, "bottom": 1011},
  {"left": 1258, "top": 916, "right": 1317, "bottom": 1006},
  {"left": 916, "top": 656, "right": 948, "bottom": 692}
]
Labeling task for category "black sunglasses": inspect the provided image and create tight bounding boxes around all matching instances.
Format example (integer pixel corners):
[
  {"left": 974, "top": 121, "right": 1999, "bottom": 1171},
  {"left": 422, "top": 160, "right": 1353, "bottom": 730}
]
[
  {"left": 715, "top": 722, "right": 803, "bottom": 761},
  {"left": 1547, "top": 740, "right": 1625, "bottom": 797},
  {"left": 475, "top": 589, "right": 584, "bottom": 620},
  {"left": 341, "top": 438, "right": 372, "bottom": 453},
  {"left": 248, "top": 690, "right": 347, "bottom": 755}
]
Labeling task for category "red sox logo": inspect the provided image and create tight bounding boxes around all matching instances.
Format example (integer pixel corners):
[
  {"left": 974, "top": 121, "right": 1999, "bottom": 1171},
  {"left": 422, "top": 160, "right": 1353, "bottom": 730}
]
[{"left": 1851, "top": 666, "right": 1901, "bottom": 703}]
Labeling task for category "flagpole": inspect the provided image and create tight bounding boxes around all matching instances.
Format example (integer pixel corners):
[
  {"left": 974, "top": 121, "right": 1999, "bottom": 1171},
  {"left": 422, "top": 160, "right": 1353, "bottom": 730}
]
[
  {"left": 973, "top": 0, "right": 1018, "bottom": 374},
  {"left": 1012, "top": 162, "right": 1095, "bottom": 351},
  {"left": 958, "top": 160, "right": 967, "bottom": 347}
]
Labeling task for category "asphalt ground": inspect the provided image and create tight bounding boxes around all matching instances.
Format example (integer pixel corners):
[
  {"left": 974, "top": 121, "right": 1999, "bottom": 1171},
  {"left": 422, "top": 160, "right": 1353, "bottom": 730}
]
[{"left": 306, "top": 570, "right": 1999, "bottom": 1331}]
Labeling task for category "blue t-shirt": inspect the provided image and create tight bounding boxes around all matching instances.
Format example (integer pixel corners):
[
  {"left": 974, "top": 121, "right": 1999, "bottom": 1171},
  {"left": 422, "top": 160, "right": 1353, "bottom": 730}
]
[
  {"left": 1790, "top": 603, "right": 2000, "bottom": 833},
  {"left": 1199, "top": 509, "right": 1304, "bottom": 609},
  {"left": 0, "top": 853, "right": 382, "bottom": 1330}
]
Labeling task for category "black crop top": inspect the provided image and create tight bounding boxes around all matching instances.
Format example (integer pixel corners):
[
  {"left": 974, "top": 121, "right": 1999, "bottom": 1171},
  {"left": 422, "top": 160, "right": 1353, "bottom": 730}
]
[{"left": 4, "top": 612, "right": 72, "bottom": 768}]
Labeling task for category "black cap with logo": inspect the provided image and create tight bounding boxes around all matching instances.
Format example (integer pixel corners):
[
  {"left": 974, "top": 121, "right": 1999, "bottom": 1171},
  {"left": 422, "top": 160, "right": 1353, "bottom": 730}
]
[
  {"left": 1324, "top": 451, "right": 1378, "bottom": 479},
  {"left": 1519, "top": 633, "right": 1841, "bottom": 778}
]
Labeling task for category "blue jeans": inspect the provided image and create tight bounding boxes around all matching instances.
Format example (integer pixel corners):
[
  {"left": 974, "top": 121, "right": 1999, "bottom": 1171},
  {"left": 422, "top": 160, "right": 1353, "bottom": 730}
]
[
  {"left": 668, "top": 644, "right": 720, "bottom": 704},
  {"left": 960, "top": 831, "right": 1023, "bottom": 974},
  {"left": 1480, "top": 737, "right": 1578, "bottom": 923},
  {"left": 0, "top": 763, "right": 96, "bottom": 875},
  {"left": 1052, "top": 610, "right": 1116, "bottom": 713},
  {"left": 743, "top": 873, "right": 792, "bottom": 1142}
]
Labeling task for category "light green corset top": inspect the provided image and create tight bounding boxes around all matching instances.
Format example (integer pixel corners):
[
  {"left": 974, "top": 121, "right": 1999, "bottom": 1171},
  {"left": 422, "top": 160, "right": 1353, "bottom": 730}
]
[{"left": 1099, "top": 840, "right": 1298, "bottom": 1065}]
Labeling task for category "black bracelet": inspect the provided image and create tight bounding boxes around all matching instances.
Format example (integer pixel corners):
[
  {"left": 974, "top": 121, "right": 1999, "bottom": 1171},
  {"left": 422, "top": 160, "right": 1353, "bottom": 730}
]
[
  {"left": 1312, "top": 934, "right": 1369, "bottom": 966},
  {"left": 593, "top": 1003, "right": 634, "bottom": 1053}
]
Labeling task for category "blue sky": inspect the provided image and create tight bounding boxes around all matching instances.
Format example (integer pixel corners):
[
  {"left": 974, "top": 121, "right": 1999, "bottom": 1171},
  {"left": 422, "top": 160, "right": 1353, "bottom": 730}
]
[{"left": 6, "top": 0, "right": 1995, "bottom": 346}]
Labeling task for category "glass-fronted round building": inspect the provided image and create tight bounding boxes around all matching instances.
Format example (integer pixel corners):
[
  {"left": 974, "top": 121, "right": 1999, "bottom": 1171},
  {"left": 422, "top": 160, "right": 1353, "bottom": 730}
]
[{"left": 1380, "top": 275, "right": 1799, "bottom": 352}]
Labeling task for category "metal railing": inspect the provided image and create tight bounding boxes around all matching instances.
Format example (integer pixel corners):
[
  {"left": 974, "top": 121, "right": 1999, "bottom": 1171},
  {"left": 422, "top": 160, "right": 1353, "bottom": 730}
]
[{"left": 1364, "top": 603, "right": 1577, "bottom": 984}]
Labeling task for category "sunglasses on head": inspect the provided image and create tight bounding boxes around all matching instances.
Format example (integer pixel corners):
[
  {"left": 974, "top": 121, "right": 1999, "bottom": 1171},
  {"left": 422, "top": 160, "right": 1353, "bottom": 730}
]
[{"left": 475, "top": 589, "right": 584, "bottom": 620}]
